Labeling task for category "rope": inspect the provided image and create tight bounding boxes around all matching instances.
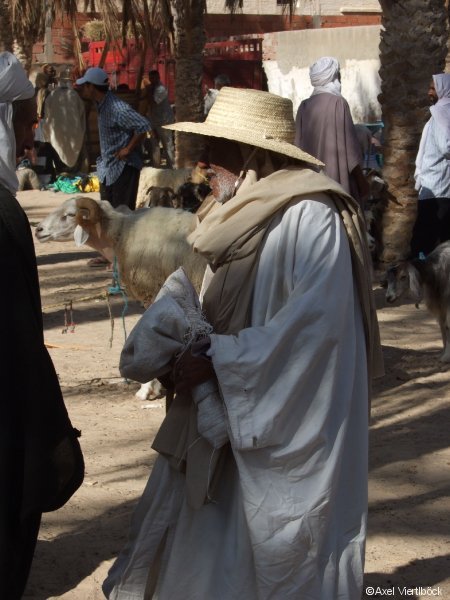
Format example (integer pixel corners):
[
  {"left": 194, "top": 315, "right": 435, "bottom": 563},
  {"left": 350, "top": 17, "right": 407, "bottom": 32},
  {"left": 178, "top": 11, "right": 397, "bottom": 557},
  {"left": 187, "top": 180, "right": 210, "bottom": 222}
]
[
  {"left": 107, "top": 256, "right": 129, "bottom": 343},
  {"left": 43, "top": 291, "right": 108, "bottom": 311},
  {"left": 41, "top": 257, "right": 130, "bottom": 348}
]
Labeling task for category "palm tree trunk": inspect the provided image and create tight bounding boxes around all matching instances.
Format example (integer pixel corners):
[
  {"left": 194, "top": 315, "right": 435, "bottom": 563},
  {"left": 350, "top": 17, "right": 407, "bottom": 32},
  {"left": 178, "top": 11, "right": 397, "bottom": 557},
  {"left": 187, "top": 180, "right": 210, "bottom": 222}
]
[
  {"left": 0, "top": 0, "right": 13, "bottom": 53},
  {"left": 378, "top": 0, "right": 448, "bottom": 264},
  {"left": 171, "top": 0, "right": 206, "bottom": 167},
  {"left": 13, "top": 38, "right": 34, "bottom": 72}
]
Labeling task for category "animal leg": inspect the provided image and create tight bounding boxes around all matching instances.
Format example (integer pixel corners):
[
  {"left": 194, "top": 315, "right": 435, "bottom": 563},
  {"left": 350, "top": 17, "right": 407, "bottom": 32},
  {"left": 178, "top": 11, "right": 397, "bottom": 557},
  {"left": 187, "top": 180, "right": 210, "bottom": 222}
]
[
  {"left": 135, "top": 379, "right": 163, "bottom": 400},
  {"left": 438, "top": 307, "right": 450, "bottom": 362}
]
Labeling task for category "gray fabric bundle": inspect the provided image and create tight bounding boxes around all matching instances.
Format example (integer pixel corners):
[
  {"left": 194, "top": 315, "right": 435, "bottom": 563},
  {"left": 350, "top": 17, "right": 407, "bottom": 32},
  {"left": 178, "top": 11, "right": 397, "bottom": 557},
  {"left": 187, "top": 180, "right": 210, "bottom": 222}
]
[{"left": 120, "top": 267, "right": 228, "bottom": 448}]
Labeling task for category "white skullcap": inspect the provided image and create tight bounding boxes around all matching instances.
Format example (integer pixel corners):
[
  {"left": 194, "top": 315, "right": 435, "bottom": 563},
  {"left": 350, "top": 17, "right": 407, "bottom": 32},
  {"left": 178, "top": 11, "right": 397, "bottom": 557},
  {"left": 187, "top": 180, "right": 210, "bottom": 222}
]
[{"left": 309, "top": 56, "right": 340, "bottom": 88}]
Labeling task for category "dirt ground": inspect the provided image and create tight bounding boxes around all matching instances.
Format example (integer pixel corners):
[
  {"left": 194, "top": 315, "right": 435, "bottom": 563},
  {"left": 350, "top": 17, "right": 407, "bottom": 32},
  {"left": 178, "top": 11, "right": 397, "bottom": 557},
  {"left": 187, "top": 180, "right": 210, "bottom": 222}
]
[{"left": 18, "top": 189, "right": 450, "bottom": 600}]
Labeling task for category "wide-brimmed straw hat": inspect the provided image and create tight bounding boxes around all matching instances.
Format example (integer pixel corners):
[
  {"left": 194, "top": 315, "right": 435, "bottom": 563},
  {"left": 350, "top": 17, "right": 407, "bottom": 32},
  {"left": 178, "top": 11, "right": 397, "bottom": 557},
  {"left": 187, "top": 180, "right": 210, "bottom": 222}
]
[{"left": 164, "top": 87, "right": 323, "bottom": 167}]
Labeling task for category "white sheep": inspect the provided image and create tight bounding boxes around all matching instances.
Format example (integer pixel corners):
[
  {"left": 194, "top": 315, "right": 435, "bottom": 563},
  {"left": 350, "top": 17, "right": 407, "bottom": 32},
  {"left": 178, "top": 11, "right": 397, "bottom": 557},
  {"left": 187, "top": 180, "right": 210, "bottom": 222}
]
[
  {"left": 35, "top": 196, "right": 207, "bottom": 307},
  {"left": 136, "top": 164, "right": 209, "bottom": 209},
  {"left": 36, "top": 196, "right": 208, "bottom": 400}
]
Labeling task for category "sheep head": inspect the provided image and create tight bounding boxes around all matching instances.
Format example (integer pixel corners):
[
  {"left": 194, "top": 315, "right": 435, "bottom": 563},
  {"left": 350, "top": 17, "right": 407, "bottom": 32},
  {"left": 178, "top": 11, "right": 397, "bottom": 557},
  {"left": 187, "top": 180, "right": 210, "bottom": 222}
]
[{"left": 35, "top": 197, "right": 78, "bottom": 242}]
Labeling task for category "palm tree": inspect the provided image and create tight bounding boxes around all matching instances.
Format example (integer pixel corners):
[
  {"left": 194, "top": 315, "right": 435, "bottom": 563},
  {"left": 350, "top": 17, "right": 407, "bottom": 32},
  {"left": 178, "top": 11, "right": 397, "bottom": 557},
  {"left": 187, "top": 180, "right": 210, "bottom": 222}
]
[
  {"left": 97, "top": 0, "right": 207, "bottom": 166},
  {"left": 6, "top": 1, "right": 85, "bottom": 72},
  {"left": 378, "top": 0, "right": 448, "bottom": 265}
]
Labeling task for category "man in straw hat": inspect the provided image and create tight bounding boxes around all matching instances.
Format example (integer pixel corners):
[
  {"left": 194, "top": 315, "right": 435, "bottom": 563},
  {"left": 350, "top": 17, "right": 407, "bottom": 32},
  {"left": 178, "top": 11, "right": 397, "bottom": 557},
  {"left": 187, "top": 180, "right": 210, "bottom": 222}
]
[{"left": 103, "top": 87, "right": 383, "bottom": 600}]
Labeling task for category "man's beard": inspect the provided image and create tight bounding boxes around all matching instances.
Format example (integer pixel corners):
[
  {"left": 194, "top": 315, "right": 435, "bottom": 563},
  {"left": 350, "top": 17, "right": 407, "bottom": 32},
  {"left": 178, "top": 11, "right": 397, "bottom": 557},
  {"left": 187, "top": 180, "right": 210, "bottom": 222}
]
[{"left": 208, "top": 164, "right": 239, "bottom": 204}]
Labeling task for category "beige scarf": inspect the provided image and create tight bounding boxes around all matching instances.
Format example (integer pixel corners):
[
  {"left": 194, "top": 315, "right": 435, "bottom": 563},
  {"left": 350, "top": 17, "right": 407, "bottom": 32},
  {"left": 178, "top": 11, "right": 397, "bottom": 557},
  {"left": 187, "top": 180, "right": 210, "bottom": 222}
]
[{"left": 190, "top": 167, "right": 384, "bottom": 386}]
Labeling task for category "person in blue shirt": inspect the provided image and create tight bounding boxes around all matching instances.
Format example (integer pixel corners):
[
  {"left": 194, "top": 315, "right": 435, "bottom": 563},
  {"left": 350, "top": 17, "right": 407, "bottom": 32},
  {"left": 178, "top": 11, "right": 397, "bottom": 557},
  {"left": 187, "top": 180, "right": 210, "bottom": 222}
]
[
  {"left": 411, "top": 73, "right": 450, "bottom": 257},
  {"left": 76, "top": 67, "right": 150, "bottom": 211}
]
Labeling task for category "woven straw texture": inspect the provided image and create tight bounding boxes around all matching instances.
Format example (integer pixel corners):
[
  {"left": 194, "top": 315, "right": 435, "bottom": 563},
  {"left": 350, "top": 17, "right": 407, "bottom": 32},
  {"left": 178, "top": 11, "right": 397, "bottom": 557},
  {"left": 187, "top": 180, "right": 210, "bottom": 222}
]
[{"left": 165, "top": 87, "right": 323, "bottom": 167}]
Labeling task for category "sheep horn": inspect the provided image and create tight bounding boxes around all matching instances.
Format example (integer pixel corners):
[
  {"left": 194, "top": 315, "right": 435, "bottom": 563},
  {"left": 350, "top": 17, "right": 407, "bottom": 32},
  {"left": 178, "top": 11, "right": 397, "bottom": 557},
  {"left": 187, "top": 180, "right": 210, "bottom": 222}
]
[{"left": 75, "top": 196, "right": 102, "bottom": 225}]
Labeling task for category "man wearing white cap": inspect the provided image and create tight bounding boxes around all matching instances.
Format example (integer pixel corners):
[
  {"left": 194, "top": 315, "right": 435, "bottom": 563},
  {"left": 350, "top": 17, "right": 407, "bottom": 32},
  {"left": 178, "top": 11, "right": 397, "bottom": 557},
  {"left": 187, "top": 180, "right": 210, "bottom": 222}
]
[
  {"left": 103, "top": 87, "right": 383, "bottom": 600},
  {"left": 295, "top": 56, "right": 368, "bottom": 204},
  {"left": 76, "top": 67, "right": 150, "bottom": 210},
  {"left": 0, "top": 52, "right": 84, "bottom": 599}
]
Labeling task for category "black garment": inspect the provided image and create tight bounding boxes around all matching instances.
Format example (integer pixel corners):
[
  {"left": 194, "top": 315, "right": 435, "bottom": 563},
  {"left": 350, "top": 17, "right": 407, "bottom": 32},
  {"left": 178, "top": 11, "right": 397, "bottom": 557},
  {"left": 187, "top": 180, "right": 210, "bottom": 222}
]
[
  {"left": 100, "top": 164, "right": 140, "bottom": 210},
  {"left": 34, "top": 141, "right": 68, "bottom": 183},
  {"left": 410, "top": 197, "right": 450, "bottom": 257},
  {"left": 0, "top": 186, "right": 83, "bottom": 600}
]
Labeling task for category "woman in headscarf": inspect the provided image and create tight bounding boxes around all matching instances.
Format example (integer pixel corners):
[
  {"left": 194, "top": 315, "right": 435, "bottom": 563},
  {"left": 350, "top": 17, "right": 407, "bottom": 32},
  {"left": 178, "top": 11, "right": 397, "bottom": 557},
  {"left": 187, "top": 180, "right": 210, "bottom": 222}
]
[
  {"left": 411, "top": 73, "right": 450, "bottom": 257},
  {"left": 295, "top": 56, "right": 368, "bottom": 204}
]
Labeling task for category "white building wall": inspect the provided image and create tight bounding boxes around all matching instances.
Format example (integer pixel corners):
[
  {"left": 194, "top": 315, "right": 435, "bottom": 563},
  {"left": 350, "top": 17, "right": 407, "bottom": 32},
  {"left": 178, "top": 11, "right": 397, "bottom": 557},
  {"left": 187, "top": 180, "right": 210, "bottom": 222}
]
[
  {"left": 263, "top": 25, "right": 382, "bottom": 123},
  {"left": 206, "top": 0, "right": 380, "bottom": 16}
]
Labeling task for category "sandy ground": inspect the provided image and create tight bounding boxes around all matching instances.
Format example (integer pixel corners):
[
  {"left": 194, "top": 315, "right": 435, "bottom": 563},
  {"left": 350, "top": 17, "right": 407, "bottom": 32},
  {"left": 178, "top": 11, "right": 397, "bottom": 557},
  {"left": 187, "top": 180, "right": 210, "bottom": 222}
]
[{"left": 18, "top": 189, "right": 450, "bottom": 600}]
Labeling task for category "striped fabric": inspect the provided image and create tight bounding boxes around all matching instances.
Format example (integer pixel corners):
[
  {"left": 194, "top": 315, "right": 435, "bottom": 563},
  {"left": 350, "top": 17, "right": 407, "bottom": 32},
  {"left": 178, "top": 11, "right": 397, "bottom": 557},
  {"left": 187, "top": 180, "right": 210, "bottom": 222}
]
[{"left": 96, "top": 91, "right": 150, "bottom": 186}]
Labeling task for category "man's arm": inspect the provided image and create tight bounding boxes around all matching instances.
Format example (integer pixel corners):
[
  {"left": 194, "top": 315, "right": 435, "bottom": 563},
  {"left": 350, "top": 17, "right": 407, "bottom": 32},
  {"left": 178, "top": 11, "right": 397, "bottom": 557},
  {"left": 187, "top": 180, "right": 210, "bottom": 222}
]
[
  {"left": 115, "top": 131, "right": 147, "bottom": 160},
  {"left": 115, "top": 107, "right": 150, "bottom": 160}
]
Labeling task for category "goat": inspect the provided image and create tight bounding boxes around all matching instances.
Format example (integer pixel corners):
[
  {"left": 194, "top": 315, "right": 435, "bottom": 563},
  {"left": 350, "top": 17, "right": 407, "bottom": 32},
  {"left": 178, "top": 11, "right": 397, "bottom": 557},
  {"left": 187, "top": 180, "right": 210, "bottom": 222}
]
[
  {"left": 175, "top": 182, "right": 211, "bottom": 213},
  {"left": 385, "top": 241, "right": 450, "bottom": 362},
  {"left": 140, "top": 181, "right": 212, "bottom": 214},
  {"left": 135, "top": 164, "right": 209, "bottom": 209},
  {"left": 145, "top": 186, "right": 178, "bottom": 209}
]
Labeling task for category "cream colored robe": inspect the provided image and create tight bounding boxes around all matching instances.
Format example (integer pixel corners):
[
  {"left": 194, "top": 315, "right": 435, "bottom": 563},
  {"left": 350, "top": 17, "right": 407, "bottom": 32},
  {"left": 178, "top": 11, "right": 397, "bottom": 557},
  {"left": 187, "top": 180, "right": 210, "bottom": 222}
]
[
  {"left": 103, "top": 192, "right": 369, "bottom": 600},
  {"left": 41, "top": 86, "right": 85, "bottom": 168}
]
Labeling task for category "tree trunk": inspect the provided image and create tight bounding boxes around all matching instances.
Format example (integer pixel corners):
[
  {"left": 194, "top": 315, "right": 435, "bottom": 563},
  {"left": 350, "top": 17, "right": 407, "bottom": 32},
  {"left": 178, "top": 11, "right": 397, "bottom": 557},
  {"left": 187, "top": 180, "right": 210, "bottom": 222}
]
[
  {"left": 378, "top": 0, "right": 448, "bottom": 265},
  {"left": 13, "top": 38, "right": 34, "bottom": 72},
  {"left": 171, "top": 0, "right": 206, "bottom": 167},
  {"left": 0, "top": 0, "right": 13, "bottom": 53}
]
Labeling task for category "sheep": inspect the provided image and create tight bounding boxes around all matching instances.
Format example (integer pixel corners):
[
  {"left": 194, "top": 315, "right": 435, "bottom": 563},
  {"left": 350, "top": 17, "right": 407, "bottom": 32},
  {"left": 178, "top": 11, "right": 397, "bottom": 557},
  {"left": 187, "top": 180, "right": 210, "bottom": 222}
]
[
  {"left": 35, "top": 197, "right": 207, "bottom": 307},
  {"left": 385, "top": 241, "right": 450, "bottom": 362},
  {"left": 36, "top": 197, "right": 208, "bottom": 400},
  {"left": 135, "top": 164, "right": 209, "bottom": 209}
]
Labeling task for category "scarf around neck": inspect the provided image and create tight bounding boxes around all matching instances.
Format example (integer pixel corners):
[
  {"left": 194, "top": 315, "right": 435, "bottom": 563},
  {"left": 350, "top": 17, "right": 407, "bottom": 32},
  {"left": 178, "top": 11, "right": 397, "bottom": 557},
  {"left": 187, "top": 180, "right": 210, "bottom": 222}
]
[{"left": 190, "top": 167, "right": 384, "bottom": 388}]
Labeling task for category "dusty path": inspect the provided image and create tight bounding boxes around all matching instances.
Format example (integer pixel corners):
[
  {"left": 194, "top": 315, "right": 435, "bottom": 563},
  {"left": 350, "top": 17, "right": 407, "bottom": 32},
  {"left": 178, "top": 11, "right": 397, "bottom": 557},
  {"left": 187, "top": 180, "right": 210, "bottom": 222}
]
[{"left": 18, "top": 190, "right": 450, "bottom": 600}]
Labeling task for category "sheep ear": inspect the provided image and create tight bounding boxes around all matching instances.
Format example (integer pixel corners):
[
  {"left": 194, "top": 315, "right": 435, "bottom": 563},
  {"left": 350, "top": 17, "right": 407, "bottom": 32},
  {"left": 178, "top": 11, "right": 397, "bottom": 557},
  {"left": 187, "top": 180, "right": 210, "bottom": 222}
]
[{"left": 74, "top": 224, "right": 89, "bottom": 247}]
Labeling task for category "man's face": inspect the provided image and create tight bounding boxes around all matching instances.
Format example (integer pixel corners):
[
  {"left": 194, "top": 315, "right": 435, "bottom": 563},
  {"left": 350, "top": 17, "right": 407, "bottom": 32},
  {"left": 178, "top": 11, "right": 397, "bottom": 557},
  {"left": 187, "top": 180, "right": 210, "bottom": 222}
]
[
  {"left": 79, "top": 82, "right": 94, "bottom": 100},
  {"left": 13, "top": 97, "right": 38, "bottom": 158},
  {"left": 428, "top": 80, "right": 438, "bottom": 105},
  {"left": 207, "top": 164, "right": 239, "bottom": 204},
  {"left": 203, "top": 138, "right": 243, "bottom": 204}
]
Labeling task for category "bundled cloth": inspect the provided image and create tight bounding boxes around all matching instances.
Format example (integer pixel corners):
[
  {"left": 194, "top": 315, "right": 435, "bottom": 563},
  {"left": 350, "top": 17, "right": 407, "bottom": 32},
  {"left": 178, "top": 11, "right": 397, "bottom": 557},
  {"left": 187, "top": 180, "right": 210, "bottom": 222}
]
[{"left": 120, "top": 267, "right": 228, "bottom": 450}]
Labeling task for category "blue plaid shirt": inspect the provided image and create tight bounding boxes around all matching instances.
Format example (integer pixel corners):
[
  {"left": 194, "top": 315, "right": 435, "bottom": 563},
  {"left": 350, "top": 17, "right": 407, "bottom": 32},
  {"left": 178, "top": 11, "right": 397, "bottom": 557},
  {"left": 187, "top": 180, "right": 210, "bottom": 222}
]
[{"left": 96, "top": 91, "right": 150, "bottom": 185}]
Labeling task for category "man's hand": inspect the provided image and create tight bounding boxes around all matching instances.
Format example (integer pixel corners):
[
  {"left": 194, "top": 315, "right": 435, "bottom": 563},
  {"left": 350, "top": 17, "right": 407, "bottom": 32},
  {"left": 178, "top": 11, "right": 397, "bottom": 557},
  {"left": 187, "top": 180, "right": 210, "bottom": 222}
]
[
  {"left": 115, "top": 146, "right": 131, "bottom": 161},
  {"left": 173, "top": 338, "right": 215, "bottom": 395}
]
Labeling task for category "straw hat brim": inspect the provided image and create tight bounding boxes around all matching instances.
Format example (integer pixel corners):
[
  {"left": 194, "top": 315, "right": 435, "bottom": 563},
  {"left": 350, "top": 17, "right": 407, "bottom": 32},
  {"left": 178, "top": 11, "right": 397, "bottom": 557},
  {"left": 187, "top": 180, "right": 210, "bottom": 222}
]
[{"left": 164, "top": 121, "right": 324, "bottom": 167}]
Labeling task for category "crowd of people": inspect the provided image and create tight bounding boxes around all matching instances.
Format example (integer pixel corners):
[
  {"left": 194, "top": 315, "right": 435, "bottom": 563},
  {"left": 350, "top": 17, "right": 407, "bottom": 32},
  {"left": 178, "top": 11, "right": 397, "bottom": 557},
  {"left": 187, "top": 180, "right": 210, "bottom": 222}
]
[{"left": 4, "top": 46, "right": 450, "bottom": 600}]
